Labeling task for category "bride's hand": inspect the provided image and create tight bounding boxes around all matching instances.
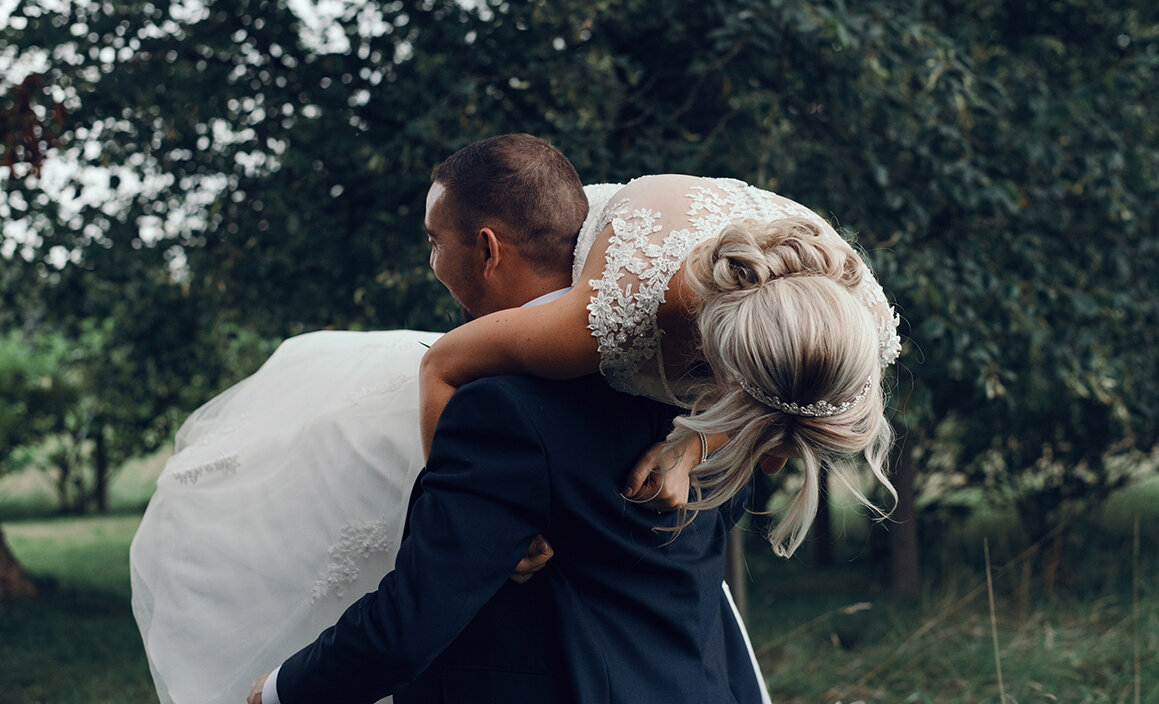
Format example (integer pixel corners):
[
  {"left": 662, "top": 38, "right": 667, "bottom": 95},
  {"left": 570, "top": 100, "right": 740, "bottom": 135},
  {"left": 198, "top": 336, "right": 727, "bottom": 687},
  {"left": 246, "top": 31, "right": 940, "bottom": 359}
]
[
  {"left": 509, "top": 535, "right": 554, "bottom": 584},
  {"left": 622, "top": 439, "right": 695, "bottom": 512},
  {"left": 622, "top": 434, "right": 789, "bottom": 511}
]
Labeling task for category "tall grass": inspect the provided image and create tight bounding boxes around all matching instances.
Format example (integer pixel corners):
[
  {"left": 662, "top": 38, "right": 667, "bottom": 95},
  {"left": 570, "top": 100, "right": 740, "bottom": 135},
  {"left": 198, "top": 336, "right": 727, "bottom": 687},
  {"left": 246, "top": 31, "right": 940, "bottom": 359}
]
[{"left": 743, "top": 480, "right": 1159, "bottom": 704}]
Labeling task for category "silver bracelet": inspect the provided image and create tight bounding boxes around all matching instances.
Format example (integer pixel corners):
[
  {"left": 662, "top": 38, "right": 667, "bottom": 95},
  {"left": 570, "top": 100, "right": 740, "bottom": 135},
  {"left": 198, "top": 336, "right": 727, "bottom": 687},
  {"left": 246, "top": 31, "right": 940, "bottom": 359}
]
[{"left": 697, "top": 431, "right": 709, "bottom": 464}]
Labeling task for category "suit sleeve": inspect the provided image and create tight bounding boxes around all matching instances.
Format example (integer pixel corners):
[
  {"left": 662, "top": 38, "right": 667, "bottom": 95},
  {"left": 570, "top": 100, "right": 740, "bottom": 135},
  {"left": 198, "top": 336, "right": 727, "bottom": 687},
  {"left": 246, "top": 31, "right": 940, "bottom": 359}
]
[{"left": 276, "top": 379, "right": 551, "bottom": 704}]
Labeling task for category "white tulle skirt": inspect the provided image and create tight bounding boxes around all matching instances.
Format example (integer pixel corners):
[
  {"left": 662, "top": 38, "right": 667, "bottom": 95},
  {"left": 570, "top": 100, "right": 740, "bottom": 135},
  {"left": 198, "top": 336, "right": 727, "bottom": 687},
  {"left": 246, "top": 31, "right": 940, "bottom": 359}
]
[{"left": 130, "top": 330, "right": 440, "bottom": 704}]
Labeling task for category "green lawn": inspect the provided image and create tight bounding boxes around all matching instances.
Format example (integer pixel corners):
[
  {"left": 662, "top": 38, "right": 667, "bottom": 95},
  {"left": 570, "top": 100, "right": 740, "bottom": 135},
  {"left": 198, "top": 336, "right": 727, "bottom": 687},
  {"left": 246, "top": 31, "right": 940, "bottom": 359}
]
[{"left": 1, "top": 514, "right": 156, "bottom": 704}]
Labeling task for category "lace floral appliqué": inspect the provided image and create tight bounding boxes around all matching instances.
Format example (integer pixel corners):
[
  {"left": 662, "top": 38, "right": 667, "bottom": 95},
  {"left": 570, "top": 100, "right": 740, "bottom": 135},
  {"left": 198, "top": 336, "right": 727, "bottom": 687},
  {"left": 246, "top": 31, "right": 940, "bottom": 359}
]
[
  {"left": 588, "top": 202, "right": 698, "bottom": 395},
  {"left": 171, "top": 454, "right": 240, "bottom": 486},
  {"left": 311, "top": 520, "right": 397, "bottom": 602}
]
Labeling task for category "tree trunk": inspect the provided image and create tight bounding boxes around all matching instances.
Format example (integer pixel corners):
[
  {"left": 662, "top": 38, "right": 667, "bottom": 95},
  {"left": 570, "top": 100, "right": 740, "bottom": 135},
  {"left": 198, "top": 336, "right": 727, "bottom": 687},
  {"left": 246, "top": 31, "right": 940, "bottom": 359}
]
[
  {"left": 890, "top": 424, "right": 921, "bottom": 598},
  {"left": 94, "top": 424, "right": 109, "bottom": 513},
  {"left": 0, "top": 524, "right": 37, "bottom": 601},
  {"left": 725, "top": 526, "right": 747, "bottom": 622},
  {"left": 814, "top": 465, "right": 833, "bottom": 567}
]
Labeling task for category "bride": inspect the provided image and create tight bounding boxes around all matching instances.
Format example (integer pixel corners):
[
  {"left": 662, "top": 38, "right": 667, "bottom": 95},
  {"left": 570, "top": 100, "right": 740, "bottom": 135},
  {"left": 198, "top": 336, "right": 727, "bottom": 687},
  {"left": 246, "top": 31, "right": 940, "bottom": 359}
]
[{"left": 131, "top": 134, "right": 900, "bottom": 704}]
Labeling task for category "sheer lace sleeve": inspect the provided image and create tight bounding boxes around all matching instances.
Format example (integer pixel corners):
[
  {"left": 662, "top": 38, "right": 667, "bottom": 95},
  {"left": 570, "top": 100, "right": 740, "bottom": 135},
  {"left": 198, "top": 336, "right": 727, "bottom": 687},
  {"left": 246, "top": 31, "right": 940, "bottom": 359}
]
[
  {"left": 856, "top": 255, "right": 903, "bottom": 367},
  {"left": 572, "top": 183, "right": 625, "bottom": 282}
]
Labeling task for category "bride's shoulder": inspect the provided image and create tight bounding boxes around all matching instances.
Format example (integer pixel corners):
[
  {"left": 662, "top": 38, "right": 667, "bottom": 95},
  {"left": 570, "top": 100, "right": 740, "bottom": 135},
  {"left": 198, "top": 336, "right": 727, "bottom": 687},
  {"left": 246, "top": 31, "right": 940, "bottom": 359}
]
[
  {"left": 592, "top": 174, "right": 724, "bottom": 213},
  {"left": 619, "top": 173, "right": 706, "bottom": 194}
]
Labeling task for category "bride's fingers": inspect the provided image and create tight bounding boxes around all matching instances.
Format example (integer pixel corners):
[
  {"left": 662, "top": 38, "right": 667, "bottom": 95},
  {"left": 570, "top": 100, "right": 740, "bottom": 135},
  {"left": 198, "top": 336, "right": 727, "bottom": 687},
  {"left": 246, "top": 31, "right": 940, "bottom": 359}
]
[
  {"left": 643, "top": 433, "right": 699, "bottom": 511},
  {"left": 637, "top": 460, "right": 690, "bottom": 512},
  {"left": 623, "top": 437, "right": 702, "bottom": 511},
  {"left": 509, "top": 535, "right": 554, "bottom": 584},
  {"left": 623, "top": 442, "right": 665, "bottom": 497},
  {"left": 633, "top": 471, "right": 665, "bottom": 504}
]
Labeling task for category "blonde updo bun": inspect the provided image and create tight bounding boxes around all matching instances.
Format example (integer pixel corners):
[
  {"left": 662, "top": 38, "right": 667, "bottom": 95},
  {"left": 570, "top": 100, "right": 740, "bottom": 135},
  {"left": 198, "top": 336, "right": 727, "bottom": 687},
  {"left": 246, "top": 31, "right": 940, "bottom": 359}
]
[
  {"left": 688, "top": 217, "right": 863, "bottom": 295},
  {"left": 670, "top": 217, "right": 895, "bottom": 558}
]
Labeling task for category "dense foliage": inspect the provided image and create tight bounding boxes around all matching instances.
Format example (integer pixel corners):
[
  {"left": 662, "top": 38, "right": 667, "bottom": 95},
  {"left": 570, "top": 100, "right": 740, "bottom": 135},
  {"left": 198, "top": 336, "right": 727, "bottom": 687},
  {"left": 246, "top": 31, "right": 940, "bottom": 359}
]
[{"left": 2, "top": 0, "right": 1156, "bottom": 586}]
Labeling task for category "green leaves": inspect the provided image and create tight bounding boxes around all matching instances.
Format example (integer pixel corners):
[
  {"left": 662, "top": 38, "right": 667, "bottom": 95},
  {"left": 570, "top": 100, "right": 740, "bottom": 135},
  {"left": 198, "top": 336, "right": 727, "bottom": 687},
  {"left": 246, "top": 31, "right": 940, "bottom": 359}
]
[{"left": 0, "top": 0, "right": 1155, "bottom": 525}]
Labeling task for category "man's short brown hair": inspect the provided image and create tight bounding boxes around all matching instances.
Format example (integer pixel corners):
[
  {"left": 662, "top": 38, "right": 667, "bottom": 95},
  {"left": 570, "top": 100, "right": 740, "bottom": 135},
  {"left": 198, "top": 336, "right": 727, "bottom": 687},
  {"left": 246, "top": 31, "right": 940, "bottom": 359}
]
[{"left": 431, "top": 134, "right": 587, "bottom": 272}]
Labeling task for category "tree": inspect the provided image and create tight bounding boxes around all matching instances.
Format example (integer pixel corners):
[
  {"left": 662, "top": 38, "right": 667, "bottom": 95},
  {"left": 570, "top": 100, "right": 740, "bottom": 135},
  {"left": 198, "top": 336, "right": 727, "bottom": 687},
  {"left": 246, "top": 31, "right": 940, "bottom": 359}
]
[
  {"left": 0, "top": 330, "right": 73, "bottom": 599},
  {"left": 897, "top": 0, "right": 1159, "bottom": 571},
  {"left": 2, "top": 0, "right": 1156, "bottom": 598}
]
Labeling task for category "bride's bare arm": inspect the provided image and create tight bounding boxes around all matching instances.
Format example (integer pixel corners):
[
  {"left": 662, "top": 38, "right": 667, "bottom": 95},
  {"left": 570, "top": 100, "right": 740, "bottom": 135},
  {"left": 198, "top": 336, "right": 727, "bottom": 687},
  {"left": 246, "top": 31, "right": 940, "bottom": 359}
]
[{"left": 419, "top": 284, "right": 600, "bottom": 457}]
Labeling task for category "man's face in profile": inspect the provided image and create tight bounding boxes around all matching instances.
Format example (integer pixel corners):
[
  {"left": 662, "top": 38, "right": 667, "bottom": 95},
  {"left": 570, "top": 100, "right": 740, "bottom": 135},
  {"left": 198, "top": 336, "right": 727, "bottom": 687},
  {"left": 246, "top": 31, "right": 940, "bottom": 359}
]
[{"left": 424, "top": 182, "right": 485, "bottom": 320}]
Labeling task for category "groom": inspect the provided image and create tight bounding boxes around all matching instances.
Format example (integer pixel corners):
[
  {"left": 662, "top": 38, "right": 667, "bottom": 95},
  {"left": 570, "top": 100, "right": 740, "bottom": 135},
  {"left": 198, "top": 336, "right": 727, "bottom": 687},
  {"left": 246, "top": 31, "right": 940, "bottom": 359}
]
[{"left": 250, "top": 135, "right": 764, "bottom": 703}]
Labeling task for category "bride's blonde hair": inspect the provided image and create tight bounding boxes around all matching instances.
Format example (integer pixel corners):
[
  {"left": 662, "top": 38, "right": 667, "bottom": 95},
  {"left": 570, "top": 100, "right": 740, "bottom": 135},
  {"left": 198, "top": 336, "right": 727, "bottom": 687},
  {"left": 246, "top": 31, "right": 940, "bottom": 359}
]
[{"left": 669, "top": 217, "right": 895, "bottom": 557}]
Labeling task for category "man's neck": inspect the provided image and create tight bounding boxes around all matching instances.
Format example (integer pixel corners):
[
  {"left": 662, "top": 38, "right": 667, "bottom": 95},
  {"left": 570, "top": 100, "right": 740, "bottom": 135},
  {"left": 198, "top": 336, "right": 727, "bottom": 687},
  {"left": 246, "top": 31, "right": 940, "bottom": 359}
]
[{"left": 503, "top": 269, "right": 572, "bottom": 309}]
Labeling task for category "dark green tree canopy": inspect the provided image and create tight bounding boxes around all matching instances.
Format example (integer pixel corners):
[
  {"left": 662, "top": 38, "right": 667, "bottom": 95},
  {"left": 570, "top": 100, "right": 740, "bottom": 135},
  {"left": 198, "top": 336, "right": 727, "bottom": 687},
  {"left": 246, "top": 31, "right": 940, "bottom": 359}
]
[{"left": 1, "top": 0, "right": 1156, "bottom": 525}]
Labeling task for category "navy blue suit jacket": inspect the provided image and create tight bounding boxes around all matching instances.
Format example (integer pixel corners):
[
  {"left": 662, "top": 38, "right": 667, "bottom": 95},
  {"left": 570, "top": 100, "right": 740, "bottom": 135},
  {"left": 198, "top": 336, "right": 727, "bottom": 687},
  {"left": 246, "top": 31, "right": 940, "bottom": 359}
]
[{"left": 277, "top": 374, "right": 762, "bottom": 704}]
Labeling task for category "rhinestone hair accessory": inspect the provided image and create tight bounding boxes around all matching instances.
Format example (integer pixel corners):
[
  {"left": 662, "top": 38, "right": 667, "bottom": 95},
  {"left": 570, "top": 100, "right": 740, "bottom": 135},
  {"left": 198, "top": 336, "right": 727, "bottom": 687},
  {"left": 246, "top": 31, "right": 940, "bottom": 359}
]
[{"left": 738, "top": 377, "right": 873, "bottom": 418}]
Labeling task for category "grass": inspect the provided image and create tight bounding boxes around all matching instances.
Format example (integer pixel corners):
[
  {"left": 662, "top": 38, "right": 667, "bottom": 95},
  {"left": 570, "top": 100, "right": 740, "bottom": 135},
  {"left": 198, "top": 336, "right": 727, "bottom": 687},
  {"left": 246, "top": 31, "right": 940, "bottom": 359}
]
[
  {"left": 4, "top": 514, "right": 142, "bottom": 598},
  {"left": 1, "top": 514, "right": 156, "bottom": 704},
  {"left": 0, "top": 453, "right": 167, "bottom": 704},
  {"left": 1, "top": 459, "right": 1157, "bottom": 704},
  {"left": 740, "top": 478, "right": 1159, "bottom": 704},
  {"left": 743, "top": 564, "right": 1157, "bottom": 703}
]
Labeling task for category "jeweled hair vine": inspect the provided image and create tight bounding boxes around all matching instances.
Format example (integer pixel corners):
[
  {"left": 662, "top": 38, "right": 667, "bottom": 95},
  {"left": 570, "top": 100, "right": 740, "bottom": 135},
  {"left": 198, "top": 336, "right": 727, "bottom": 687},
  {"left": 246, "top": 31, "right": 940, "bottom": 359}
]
[{"left": 738, "top": 376, "right": 873, "bottom": 418}]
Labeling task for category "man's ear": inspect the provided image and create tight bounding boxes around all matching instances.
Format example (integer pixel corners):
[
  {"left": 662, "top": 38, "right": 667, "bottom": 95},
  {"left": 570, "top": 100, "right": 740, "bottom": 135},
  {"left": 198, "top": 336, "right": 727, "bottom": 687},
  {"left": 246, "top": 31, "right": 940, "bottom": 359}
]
[{"left": 479, "top": 227, "right": 503, "bottom": 279}]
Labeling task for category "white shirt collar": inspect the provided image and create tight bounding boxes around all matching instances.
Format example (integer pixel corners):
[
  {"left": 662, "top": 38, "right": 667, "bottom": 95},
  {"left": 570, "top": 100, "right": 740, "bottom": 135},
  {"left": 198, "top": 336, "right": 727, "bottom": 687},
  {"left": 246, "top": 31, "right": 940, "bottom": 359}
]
[{"left": 522, "top": 287, "right": 571, "bottom": 307}]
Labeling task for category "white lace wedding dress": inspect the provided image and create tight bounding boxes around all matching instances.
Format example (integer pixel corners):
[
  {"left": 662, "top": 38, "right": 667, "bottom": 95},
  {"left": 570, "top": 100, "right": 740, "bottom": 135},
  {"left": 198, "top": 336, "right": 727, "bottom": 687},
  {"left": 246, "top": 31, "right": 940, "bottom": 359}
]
[{"left": 130, "top": 176, "right": 900, "bottom": 704}]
